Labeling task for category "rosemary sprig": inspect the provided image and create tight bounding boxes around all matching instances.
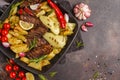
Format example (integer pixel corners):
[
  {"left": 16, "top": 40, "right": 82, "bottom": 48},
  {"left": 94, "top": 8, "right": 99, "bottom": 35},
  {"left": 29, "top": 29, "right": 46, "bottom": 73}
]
[
  {"left": 38, "top": 74, "right": 48, "bottom": 80},
  {"left": 76, "top": 41, "right": 84, "bottom": 48},
  {"left": 29, "top": 55, "right": 47, "bottom": 63},
  {"left": 93, "top": 71, "right": 99, "bottom": 79},
  {"left": 49, "top": 71, "right": 57, "bottom": 77},
  {"left": 29, "top": 37, "right": 37, "bottom": 50}
]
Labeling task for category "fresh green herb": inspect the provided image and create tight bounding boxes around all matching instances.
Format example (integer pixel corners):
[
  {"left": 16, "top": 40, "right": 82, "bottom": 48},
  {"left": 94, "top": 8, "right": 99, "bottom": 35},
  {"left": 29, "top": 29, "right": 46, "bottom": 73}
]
[
  {"left": 93, "top": 71, "right": 99, "bottom": 79},
  {"left": 38, "top": 74, "right": 48, "bottom": 80},
  {"left": 9, "top": 1, "right": 23, "bottom": 16},
  {"left": 49, "top": 71, "right": 57, "bottom": 77},
  {"left": 29, "top": 55, "right": 47, "bottom": 63},
  {"left": 76, "top": 41, "right": 84, "bottom": 48},
  {"left": 0, "top": 21, "right": 3, "bottom": 28},
  {"left": 29, "top": 37, "right": 37, "bottom": 50},
  {"left": 46, "top": 9, "right": 54, "bottom": 16}
]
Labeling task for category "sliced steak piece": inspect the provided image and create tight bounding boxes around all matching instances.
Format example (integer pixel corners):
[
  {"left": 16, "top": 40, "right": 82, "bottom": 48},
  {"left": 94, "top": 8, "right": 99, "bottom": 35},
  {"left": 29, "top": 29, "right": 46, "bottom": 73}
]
[
  {"left": 26, "top": 44, "right": 53, "bottom": 59},
  {"left": 27, "top": 26, "right": 48, "bottom": 38},
  {"left": 27, "top": 37, "right": 48, "bottom": 47},
  {"left": 36, "top": 37, "right": 48, "bottom": 47},
  {"left": 20, "top": 0, "right": 42, "bottom": 8},
  {"left": 20, "top": 1, "right": 30, "bottom": 8},
  {"left": 20, "top": 15, "right": 45, "bottom": 27}
]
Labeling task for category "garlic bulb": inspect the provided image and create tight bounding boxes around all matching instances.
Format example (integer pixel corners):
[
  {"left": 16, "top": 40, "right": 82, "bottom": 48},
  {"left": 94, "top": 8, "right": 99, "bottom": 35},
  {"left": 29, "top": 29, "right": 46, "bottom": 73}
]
[{"left": 73, "top": 3, "right": 91, "bottom": 20}]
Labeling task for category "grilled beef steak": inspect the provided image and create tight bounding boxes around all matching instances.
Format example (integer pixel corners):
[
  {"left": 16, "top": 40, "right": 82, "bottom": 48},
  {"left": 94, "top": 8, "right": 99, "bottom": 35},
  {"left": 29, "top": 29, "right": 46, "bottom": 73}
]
[
  {"left": 27, "top": 44, "right": 53, "bottom": 59},
  {"left": 26, "top": 27, "right": 52, "bottom": 59},
  {"left": 20, "top": 15, "right": 41, "bottom": 26},
  {"left": 19, "top": 0, "right": 53, "bottom": 59},
  {"left": 27, "top": 26, "right": 48, "bottom": 38},
  {"left": 20, "top": 0, "right": 42, "bottom": 7}
]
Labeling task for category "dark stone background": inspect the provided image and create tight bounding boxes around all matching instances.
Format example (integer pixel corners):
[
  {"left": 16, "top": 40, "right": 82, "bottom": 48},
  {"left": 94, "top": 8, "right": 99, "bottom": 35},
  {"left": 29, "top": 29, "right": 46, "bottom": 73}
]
[{"left": 0, "top": 0, "right": 120, "bottom": 80}]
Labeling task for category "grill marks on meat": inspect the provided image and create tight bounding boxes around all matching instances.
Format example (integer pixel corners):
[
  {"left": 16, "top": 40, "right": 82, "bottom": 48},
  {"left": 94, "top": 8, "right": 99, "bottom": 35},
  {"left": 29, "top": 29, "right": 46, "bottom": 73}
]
[
  {"left": 27, "top": 27, "right": 48, "bottom": 38},
  {"left": 20, "top": 15, "right": 43, "bottom": 27},
  {"left": 26, "top": 26, "right": 52, "bottom": 59},
  {"left": 19, "top": 0, "right": 53, "bottom": 59},
  {"left": 26, "top": 37, "right": 48, "bottom": 48},
  {"left": 20, "top": 0, "right": 42, "bottom": 8},
  {"left": 26, "top": 44, "right": 53, "bottom": 59}
]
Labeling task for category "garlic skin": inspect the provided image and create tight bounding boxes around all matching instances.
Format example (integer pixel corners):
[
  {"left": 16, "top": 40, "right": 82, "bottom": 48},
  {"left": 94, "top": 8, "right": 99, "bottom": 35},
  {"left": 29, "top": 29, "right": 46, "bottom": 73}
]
[{"left": 73, "top": 3, "right": 91, "bottom": 20}]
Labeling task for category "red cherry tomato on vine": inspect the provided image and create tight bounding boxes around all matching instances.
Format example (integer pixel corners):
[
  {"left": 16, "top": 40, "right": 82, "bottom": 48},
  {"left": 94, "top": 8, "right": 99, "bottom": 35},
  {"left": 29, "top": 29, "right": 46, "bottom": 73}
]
[
  {"left": 1, "top": 29, "right": 8, "bottom": 36},
  {"left": 3, "top": 23, "right": 10, "bottom": 30},
  {"left": 13, "top": 65, "right": 19, "bottom": 71},
  {"left": 22, "top": 77, "right": 26, "bottom": 80},
  {"left": 18, "top": 71, "right": 25, "bottom": 78},
  {"left": 1, "top": 36, "right": 8, "bottom": 42},
  {"left": 9, "top": 59, "right": 15, "bottom": 64},
  {"left": 15, "top": 77, "right": 21, "bottom": 80},
  {"left": 9, "top": 71, "right": 16, "bottom": 79},
  {"left": 5, "top": 64, "right": 12, "bottom": 72}
]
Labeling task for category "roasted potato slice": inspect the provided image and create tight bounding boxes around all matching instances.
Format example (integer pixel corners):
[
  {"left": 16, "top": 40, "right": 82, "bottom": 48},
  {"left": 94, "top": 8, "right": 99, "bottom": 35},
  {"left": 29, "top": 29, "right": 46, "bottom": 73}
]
[
  {"left": 28, "top": 61, "right": 42, "bottom": 71},
  {"left": 8, "top": 37, "right": 23, "bottom": 45},
  {"left": 9, "top": 30, "right": 27, "bottom": 42},
  {"left": 20, "top": 57, "right": 30, "bottom": 64},
  {"left": 10, "top": 44, "right": 29, "bottom": 53}
]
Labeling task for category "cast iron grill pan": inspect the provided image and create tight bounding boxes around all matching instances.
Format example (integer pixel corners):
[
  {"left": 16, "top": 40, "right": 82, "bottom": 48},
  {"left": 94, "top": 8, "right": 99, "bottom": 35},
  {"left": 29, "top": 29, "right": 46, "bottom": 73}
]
[{"left": 0, "top": 0, "right": 80, "bottom": 74}]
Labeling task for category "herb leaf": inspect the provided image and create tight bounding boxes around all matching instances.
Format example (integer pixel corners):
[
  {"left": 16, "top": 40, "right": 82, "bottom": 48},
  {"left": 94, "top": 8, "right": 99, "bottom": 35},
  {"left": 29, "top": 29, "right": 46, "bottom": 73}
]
[
  {"left": 38, "top": 74, "right": 48, "bottom": 80},
  {"left": 29, "top": 37, "right": 37, "bottom": 50},
  {"left": 76, "top": 41, "right": 84, "bottom": 48},
  {"left": 29, "top": 55, "right": 47, "bottom": 63},
  {"left": 93, "top": 71, "right": 99, "bottom": 79},
  {"left": 49, "top": 71, "right": 57, "bottom": 77}
]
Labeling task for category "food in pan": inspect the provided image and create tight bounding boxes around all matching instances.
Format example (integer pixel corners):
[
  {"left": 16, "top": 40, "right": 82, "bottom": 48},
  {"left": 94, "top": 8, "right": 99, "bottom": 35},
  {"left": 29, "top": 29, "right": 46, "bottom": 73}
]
[{"left": 0, "top": 0, "right": 76, "bottom": 71}]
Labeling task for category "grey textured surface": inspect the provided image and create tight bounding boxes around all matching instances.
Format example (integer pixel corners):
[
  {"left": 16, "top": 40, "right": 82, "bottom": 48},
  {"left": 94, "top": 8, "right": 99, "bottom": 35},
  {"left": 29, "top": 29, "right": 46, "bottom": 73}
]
[{"left": 48, "top": 0, "right": 120, "bottom": 80}]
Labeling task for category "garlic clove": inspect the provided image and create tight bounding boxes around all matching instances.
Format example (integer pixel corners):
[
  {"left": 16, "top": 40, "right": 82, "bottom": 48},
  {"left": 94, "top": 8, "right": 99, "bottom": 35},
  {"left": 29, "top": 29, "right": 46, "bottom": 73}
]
[
  {"left": 78, "top": 13, "right": 83, "bottom": 20},
  {"left": 82, "top": 13, "right": 87, "bottom": 20},
  {"left": 85, "top": 22, "right": 94, "bottom": 27},
  {"left": 74, "top": 7, "right": 79, "bottom": 14},
  {"left": 75, "top": 12, "right": 81, "bottom": 17},
  {"left": 75, "top": 4, "right": 79, "bottom": 8},
  {"left": 64, "top": 13, "right": 69, "bottom": 22},
  {"left": 81, "top": 24, "right": 88, "bottom": 32},
  {"left": 30, "top": 4, "right": 39, "bottom": 10},
  {"left": 78, "top": 3, "right": 85, "bottom": 8},
  {"left": 19, "top": 52, "right": 26, "bottom": 57},
  {"left": 2, "top": 42, "right": 10, "bottom": 48},
  {"left": 84, "top": 12, "right": 91, "bottom": 18}
]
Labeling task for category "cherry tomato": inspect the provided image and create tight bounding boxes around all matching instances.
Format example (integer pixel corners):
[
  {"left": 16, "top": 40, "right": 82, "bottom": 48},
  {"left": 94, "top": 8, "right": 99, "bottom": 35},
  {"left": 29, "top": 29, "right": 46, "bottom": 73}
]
[
  {"left": 9, "top": 59, "right": 15, "bottom": 64},
  {"left": 3, "top": 23, "right": 10, "bottom": 30},
  {"left": 18, "top": 71, "right": 25, "bottom": 78},
  {"left": 5, "top": 64, "right": 12, "bottom": 72},
  {"left": 22, "top": 77, "right": 26, "bottom": 80},
  {"left": 1, "top": 36, "right": 8, "bottom": 42},
  {"left": 0, "top": 35, "right": 2, "bottom": 40},
  {"left": 1, "top": 29, "right": 8, "bottom": 36},
  {"left": 9, "top": 71, "right": 16, "bottom": 79},
  {"left": 18, "top": 9, "right": 23, "bottom": 15},
  {"left": 13, "top": 65, "right": 19, "bottom": 71},
  {"left": 15, "top": 77, "right": 21, "bottom": 80}
]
